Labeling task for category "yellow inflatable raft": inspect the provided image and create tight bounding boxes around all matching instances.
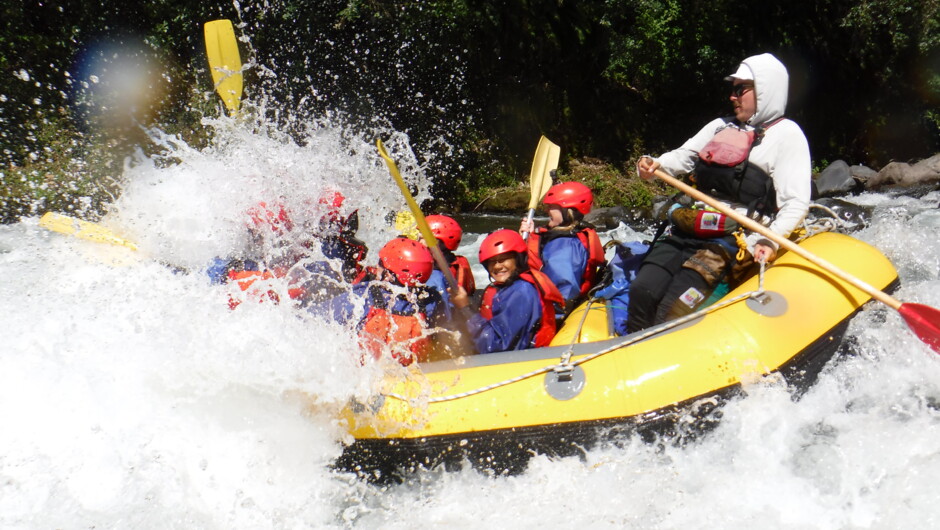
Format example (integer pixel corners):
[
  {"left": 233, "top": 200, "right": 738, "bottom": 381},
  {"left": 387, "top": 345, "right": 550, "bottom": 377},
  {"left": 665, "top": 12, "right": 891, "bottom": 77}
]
[{"left": 335, "top": 232, "right": 898, "bottom": 478}]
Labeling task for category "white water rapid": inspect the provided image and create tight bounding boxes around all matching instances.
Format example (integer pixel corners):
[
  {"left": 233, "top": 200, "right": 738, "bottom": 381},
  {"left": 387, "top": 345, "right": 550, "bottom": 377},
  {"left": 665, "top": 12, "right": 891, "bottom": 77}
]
[{"left": 3, "top": 117, "right": 940, "bottom": 529}]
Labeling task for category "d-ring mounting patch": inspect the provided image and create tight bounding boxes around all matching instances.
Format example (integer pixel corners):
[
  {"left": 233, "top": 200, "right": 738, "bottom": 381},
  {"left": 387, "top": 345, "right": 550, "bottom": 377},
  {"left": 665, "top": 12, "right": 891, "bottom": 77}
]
[{"left": 544, "top": 365, "right": 586, "bottom": 400}]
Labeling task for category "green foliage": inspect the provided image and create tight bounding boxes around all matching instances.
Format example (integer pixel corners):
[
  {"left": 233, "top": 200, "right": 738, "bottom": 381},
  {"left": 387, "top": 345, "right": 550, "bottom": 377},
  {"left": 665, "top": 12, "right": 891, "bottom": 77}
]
[
  {"left": 812, "top": 159, "right": 831, "bottom": 175},
  {"left": 2, "top": 0, "right": 940, "bottom": 221},
  {"left": 0, "top": 1, "right": 228, "bottom": 220},
  {"left": 602, "top": 0, "right": 686, "bottom": 99},
  {"left": 563, "top": 159, "right": 659, "bottom": 210},
  {"left": 841, "top": 0, "right": 940, "bottom": 74},
  {"left": 0, "top": 116, "right": 121, "bottom": 223}
]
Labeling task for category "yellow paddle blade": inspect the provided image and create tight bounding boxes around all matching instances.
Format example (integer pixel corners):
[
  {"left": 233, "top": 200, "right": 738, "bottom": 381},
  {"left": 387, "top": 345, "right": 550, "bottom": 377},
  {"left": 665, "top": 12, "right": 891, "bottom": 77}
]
[
  {"left": 394, "top": 210, "right": 420, "bottom": 240},
  {"left": 204, "top": 19, "right": 243, "bottom": 115},
  {"left": 39, "top": 212, "right": 138, "bottom": 251},
  {"left": 527, "top": 135, "right": 560, "bottom": 209},
  {"left": 376, "top": 139, "right": 439, "bottom": 249}
]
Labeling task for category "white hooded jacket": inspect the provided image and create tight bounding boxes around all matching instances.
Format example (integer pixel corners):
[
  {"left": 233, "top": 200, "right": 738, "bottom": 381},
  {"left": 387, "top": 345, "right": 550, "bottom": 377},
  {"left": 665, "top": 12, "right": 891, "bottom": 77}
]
[{"left": 654, "top": 53, "right": 812, "bottom": 252}]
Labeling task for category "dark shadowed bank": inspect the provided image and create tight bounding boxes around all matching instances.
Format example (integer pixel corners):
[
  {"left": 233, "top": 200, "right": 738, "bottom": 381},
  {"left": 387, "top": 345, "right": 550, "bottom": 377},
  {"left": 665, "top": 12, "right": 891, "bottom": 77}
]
[{"left": 1, "top": 1, "right": 939, "bottom": 222}]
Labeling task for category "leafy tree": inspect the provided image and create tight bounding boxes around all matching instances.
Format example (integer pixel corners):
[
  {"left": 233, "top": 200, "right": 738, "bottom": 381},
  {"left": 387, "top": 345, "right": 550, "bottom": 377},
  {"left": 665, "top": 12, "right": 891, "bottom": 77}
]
[{"left": 2, "top": 0, "right": 939, "bottom": 221}]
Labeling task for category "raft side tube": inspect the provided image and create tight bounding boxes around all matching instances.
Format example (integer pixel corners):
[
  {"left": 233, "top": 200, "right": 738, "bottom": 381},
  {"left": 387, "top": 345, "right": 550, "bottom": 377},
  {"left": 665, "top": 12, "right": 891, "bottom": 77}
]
[
  {"left": 336, "top": 305, "right": 865, "bottom": 482},
  {"left": 335, "top": 232, "right": 898, "bottom": 476}
]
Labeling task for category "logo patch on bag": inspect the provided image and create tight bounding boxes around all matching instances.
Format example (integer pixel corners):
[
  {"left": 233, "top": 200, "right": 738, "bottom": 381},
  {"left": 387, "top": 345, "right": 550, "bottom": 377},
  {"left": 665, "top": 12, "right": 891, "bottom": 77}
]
[
  {"left": 679, "top": 287, "right": 705, "bottom": 308},
  {"left": 698, "top": 212, "right": 722, "bottom": 232},
  {"left": 671, "top": 206, "right": 739, "bottom": 238}
]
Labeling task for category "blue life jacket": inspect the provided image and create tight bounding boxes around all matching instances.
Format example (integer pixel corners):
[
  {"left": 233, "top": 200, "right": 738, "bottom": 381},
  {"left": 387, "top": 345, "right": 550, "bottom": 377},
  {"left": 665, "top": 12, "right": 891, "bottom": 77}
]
[
  {"left": 541, "top": 236, "right": 589, "bottom": 305},
  {"left": 593, "top": 241, "right": 649, "bottom": 336}
]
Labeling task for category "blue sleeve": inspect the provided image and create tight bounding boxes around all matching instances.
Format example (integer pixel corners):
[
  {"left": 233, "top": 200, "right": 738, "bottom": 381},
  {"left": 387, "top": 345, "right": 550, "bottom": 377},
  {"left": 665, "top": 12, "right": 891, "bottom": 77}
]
[
  {"left": 541, "top": 238, "right": 588, "bottom": 303},
  {"left": 207, "top": 257, "right": 262, "bottom": 284},
  {"left": 306, "top": 280, "right": 370, "bottom": 325},
  {"left": 206, "top": 257, "right": 232, "bottom": 284},
  {"left": 423, "top": 269, "right": 453, "bottom": 325},
  {"left": 390, "top": 295, "right": 419, "bottom": 316},
  {"left": 304, "top": 259, "right": 342, "bottom": 282},
  {"left": 467, "top": 281, "right": 541, "bottom": 354}
]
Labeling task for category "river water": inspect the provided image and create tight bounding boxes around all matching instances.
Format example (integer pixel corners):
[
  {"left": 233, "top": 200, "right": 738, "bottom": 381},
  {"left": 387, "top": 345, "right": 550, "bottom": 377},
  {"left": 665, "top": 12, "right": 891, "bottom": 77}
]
[{"left": 3, "top": 116, "right": 940, "bottom": 529}]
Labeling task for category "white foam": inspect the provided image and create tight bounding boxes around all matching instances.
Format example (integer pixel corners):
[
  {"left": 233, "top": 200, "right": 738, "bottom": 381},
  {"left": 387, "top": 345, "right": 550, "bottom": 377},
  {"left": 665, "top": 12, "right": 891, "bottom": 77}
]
[{"left": 5, "top": 120, "right": 940, "bottom": 527}]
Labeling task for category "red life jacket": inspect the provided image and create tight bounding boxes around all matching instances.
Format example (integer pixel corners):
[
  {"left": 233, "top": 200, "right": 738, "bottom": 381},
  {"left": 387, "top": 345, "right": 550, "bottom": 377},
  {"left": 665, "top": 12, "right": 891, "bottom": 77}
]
[
  {"left": 358, "top": 306, "right": 429, "bottom": 366},
  {"left": 450, "top": 255, "right": 476, "bottom": 294},
  {"left": 480, "top": 270, "right": 564, "bottom": 348},
  {"left": 526, "top": 227, "right": 606, "bottom": 298},
  {"left": 226, "top": 268, "right": 305, "bottom": 309},
  {"left": 352, "top": 266, "right": 378, "bottom": 285}
]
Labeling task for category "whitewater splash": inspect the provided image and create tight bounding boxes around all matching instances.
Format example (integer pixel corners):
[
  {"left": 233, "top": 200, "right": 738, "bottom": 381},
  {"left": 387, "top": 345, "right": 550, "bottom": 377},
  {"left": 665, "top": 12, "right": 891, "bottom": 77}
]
[
  {"left": 1, "top": 115, "right": 431, "bottom": 527},
  {"left": 3, "top": 115, "right": 940, "bottom": 528}
]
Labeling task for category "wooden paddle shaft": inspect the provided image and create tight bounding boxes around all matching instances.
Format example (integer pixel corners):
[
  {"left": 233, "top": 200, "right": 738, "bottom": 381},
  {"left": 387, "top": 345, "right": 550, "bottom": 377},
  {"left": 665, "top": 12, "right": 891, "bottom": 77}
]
[{"left": 653, "top": 169, "right": 902, "bottom": 310}]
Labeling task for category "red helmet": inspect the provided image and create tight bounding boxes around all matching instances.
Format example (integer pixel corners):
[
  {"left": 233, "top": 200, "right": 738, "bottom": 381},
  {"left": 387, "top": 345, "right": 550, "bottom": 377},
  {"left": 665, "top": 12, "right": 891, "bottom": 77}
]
[
  {"left": 312, "top": 189, "right": 359, "bottom": 233},
  {"left": 379, "top": 237, "right": 434, "bottom": 286},
  {"left": 247, "top": 201, "right": 293, "bottom": 234},
  {"left": 319, "top": 189, "right": 345, "bottom": 214},
  {"left": 543, "top": 181, "right": 593, "bottom": 215},
  {"left": 317, "top": 189, "right": 346, "bottom": 224},
  {"left": 478, "top": 229, "right": 526, "bottom": 263},
  {"left": 426, "top": 214, "right": 463, "bottom": 251}
]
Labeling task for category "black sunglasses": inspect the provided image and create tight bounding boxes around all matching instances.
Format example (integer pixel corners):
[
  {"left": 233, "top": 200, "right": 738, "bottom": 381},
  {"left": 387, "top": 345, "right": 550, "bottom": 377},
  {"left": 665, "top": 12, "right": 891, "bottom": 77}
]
[{"left": 731, "top": 84, "right": 754, "bottom": 97}]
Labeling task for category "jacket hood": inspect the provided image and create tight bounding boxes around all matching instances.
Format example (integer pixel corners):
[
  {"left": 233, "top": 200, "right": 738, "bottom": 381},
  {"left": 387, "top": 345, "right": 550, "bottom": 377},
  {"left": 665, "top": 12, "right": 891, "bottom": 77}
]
[{"left": 739, "top": 53, "right": 789, "bottom": 126}]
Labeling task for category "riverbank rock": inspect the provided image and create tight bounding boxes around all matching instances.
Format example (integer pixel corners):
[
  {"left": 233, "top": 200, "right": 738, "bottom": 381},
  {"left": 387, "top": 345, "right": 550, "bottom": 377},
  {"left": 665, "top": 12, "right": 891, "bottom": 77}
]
[
  {"left": 850, "top": 164, "right": 878, "bottom": 183},
  {"left": 814, "top": 160, "right": 879, "bottom": 196},
  {"left": 815, "top": 160, "right": 856, "bottom": 196},
  {"left": 866, "top": 153, "right": 940, "bottom": 189},
  {"left": 584, "top": 205, "right": 654, "bottom": 230}
]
